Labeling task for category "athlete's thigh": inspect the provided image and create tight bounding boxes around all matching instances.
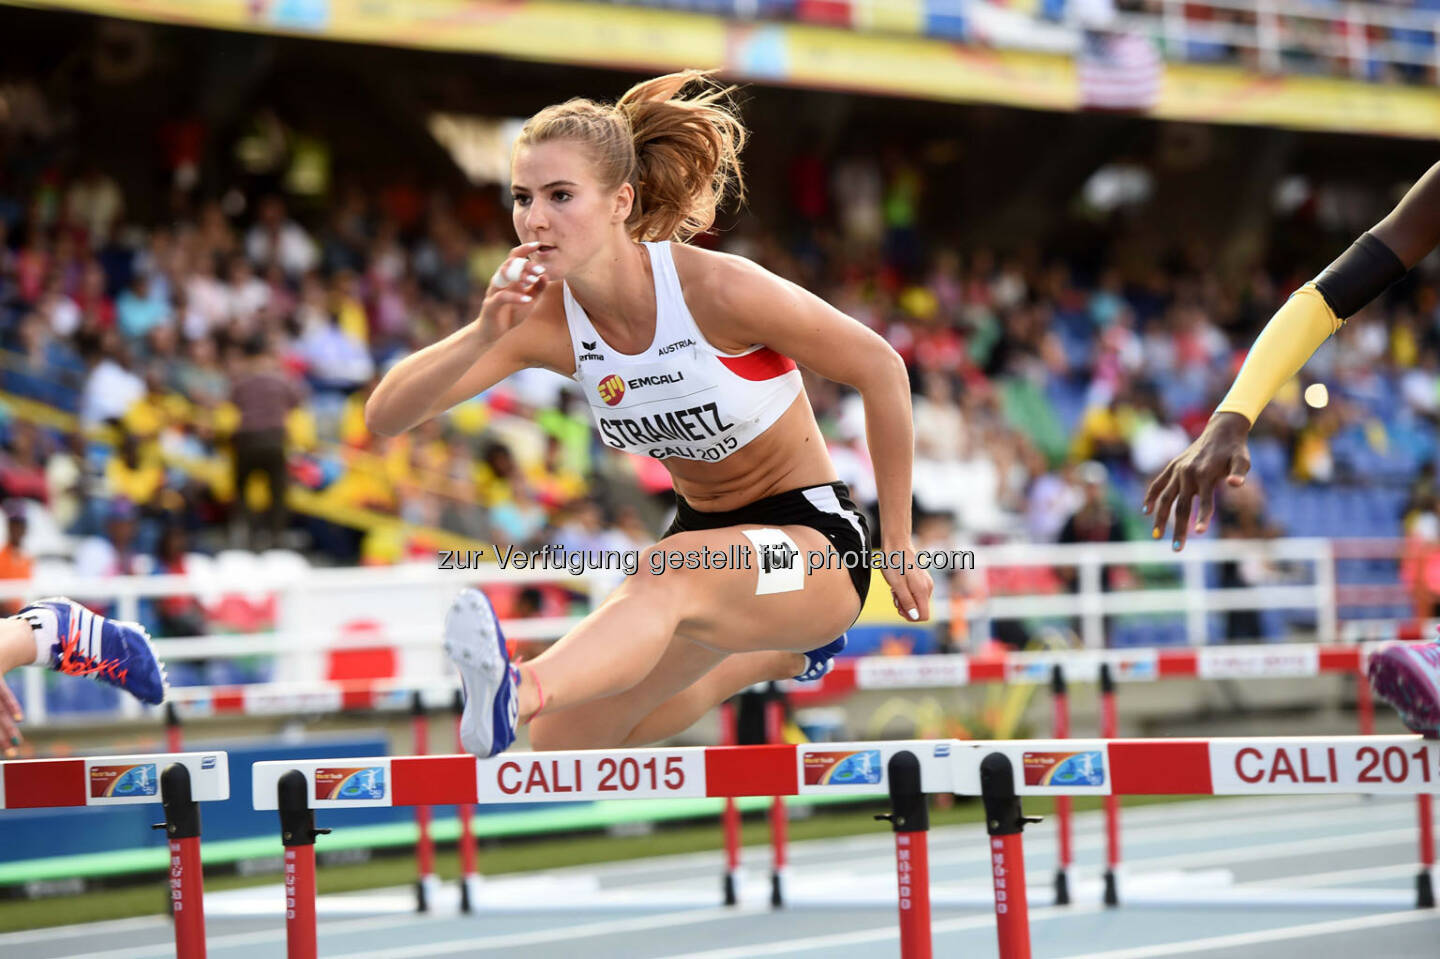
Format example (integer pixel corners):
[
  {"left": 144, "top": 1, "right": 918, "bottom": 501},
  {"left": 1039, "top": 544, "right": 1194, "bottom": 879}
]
[
  {"left": 527, "top": 636, "right": 726, "bottom": 749},
  {"left": 656, "top": 524, "right": 861, "bottom": 654}
]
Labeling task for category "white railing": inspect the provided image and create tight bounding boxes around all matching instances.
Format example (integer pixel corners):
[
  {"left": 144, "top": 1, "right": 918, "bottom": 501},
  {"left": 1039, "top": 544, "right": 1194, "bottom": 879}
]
[
  {"left": 4, "top": 535, "right": 1415, "bottom": 725},
  {"left": 968, "top": 536, "right": 1340, "bottom": 650},
  {"left": 1124, "top": 0, "right": 1440, "bottom": 77},
  {"left": 646, "top": 0, "right": 1440, "bottom": 78}
]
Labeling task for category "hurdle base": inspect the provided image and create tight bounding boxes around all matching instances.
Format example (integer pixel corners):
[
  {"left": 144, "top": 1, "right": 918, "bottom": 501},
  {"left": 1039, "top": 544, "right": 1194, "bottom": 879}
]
[
  {"left": 1103, "top": 869, "right": 1119, "bottom": 907},
  {"left": 723, "top": 870, "right": 738, "bottom": 907},
  {"left": 459, "top": 874, "right": 482, "bottom": 914},
  {"left": 1418, "top": 869, "right": 1435, "bottom": 909},
  {"left": 415, "top": 873, "right": 441, "bottom": 913},
  {"left": 770, "top": 868, "right": 786, "bottom": 909},
  {"left": 1054, "top": 868, "right": 1071, "bottom": 906}
]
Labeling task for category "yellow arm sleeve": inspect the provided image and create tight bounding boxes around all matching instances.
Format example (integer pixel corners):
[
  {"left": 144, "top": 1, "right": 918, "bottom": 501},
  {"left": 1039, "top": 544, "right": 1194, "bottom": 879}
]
[{"left": 1214, "top": 282, "right": 1343, "bottom": 426}]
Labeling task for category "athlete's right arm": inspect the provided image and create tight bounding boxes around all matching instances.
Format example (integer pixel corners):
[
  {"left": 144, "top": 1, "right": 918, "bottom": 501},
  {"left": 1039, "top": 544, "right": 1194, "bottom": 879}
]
[
  {"left": 364, "top": 242, "right": 559, "bottom": 437},
  {"left": 1145, "top": 161, "right": 1440, "bottom": 548}
]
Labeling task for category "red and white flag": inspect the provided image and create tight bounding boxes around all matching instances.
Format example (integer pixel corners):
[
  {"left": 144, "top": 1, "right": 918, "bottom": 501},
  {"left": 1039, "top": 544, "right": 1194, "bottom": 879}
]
[{"left": 1078, "top": 31, "right": 1163, "bottom": 111}]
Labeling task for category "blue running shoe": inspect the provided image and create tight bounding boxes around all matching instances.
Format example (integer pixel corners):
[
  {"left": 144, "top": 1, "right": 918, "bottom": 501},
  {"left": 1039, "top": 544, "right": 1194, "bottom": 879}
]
[
  {"left": 1368, "top": 636, "right": 1440, "bottom": 735},
  {"left": 795, "top": 633, "right": 847, "bottom": 683},
  {"left": 444, "top": 588, "right": 520, "bottom": 758},
  {"left": 18, "top": 597, "right": 167, "bottom": 705}
]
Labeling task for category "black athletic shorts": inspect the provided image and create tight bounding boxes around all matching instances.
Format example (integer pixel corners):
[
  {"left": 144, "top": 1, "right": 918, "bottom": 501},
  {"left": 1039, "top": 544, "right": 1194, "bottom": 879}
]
[{"left": 661, "top": 481, "right": 872, "bottom": 609}]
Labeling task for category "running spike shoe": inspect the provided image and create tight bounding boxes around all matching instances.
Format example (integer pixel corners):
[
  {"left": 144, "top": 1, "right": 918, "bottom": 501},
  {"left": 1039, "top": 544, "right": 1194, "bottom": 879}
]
[
  {"left": 795, "top": 633, "right": 847, "bottom": 683},
  {"left": 445, "top": 588, "right": 520, "bottom": 758},
  {"left": 18, "top": 597, "right": 167, "bottom": 705},
  {"left": 1367, "top": 636, "right": 1440, "bottom": 735}
]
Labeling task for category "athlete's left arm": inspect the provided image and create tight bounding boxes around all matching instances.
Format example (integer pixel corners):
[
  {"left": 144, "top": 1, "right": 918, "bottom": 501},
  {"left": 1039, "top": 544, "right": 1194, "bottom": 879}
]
[{"left": 688, "top": 251, "right": 932, "bottom": 622}]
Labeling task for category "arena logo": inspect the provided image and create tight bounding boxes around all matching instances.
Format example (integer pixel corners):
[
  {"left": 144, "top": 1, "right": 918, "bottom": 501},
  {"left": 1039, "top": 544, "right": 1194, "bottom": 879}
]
[{"left": 597, "top": 374, "right": 626, "bottom": 406}]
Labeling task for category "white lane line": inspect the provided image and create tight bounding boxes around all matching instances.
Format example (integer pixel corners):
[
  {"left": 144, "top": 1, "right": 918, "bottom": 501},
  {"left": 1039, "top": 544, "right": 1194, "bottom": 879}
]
[
  {"left": 76, "top": 914, "right": 429, "bottom": 959},
  {"left": 327, "top": 908, "right": 750, "bottom": 958},
  {"left": 1058, "top": 908, "right": 1440, "bottom": 958},
  {"left": 619, "top": 802, "right": 1418, "bottom": 893},
  {"left": 0, "top": 916, "right": 169, "bottom": 945},
  {"left": 1235, "top": 862, "right": 1419, "bottom": 889},
  {"left": 660, "top": 904, "right": 1105, "bottom": 959},
  {"left": 530, "top": 796, "right": 1393, "bottom": 885}
]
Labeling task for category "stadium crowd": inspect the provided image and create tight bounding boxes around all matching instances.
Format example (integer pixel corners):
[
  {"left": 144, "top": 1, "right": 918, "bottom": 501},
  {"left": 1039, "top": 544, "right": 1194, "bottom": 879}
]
[{"left": 1, "top": 106, "right": 1439, "bottom": 645}]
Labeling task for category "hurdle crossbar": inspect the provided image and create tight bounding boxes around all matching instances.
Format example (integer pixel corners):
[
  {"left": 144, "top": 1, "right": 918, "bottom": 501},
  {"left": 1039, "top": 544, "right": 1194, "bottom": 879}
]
[{"left": 252, "top": 736, "right": 1440, "bottom": 812}]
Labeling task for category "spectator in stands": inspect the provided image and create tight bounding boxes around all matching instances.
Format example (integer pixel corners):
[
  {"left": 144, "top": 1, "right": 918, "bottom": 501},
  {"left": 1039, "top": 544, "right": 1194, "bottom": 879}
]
[
  {"left": 115, "top": 272, "right": 169, "bottom": 342},
  {"left": 45, "top": 431, "right": 84, "bottom": 533},
  {"left": 0, "top": 501, "right": 33, "bottom": 614},
  {"left": 1058, "top": 460, "right": 1130, "bottom": 645},
  {"left": 78, "top": 332, "right": 144, "bottom": 426},
  {"left": 0, "top": 421, "right": 49, "bottom": 503},
  {"left": 104, "top": 434, "right": 164, "bottom": 511},
  {"left": 246, "top": 195, "right": 318, "bottom": 278},
  {"left": 148, "top": 523, "right": 207, "bottom": 638},
  {"left": 73, "top": 498, "right": 142, "bottom": 581},
  {"left": 230, "top": 332, "right": 305, "bottom": 550},
  {"left": 1216, "top": 483, "right": 1281, "bottom": 642}
]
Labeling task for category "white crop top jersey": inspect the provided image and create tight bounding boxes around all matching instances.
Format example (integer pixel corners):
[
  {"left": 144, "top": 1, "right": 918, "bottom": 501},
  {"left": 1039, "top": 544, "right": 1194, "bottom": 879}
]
[{"left": 563, "top": 241, "right": 804, "bottom": 462}]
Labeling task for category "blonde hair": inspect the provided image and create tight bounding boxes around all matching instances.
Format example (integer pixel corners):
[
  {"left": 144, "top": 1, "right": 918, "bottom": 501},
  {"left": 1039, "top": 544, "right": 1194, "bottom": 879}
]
[{"left": 515, "top": 70, "right": 747, "bottom": 243}]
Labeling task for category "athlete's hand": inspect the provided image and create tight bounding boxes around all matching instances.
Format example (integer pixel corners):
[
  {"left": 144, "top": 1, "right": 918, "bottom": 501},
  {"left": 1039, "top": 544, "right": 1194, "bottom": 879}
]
[
  {"left": 0, "top": 671, "right": 22, "bottom": 757},
  {"left": 882, "top": 544, "right": 934, "bottom": 623},
  {"left": 478, "top": 241, "right": 550, "bottom": 343},
  {"left": 1143, "top": 411, "right": 1252, "bottom": 551}
]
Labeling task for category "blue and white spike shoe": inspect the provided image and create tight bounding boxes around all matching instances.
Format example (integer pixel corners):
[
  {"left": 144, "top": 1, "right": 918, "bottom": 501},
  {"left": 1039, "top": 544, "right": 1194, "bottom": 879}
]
[
  {"left": 18, "top": 597, "right": 168, "bottom": 705},
  {"left": 794, "top": 633, "right": 847, "bottom": 683},
  {"left": 444, "top": 588, "right": 520, "bottom": 758},
  {"left": 1368, "top": 636, "right": 1440, "bottom": 736}
]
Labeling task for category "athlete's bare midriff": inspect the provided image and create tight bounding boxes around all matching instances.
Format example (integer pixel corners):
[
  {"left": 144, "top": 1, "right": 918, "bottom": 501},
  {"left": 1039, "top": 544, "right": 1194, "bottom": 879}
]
[{"left": 662, "top": 390, "right": 839, "bottom": 512}]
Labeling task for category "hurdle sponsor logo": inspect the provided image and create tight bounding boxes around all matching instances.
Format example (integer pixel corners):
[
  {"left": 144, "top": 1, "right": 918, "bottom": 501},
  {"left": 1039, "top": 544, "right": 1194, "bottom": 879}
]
[
  {"left": 1198, "top": 646, "right": 1318, "bottom": 679},
  {"left": 1211, "top": 741, "right": 1440, "bottom": 793},
  {"left": 90, "top": 763, "right": 159, "bottom": 799},
  {"left": 803, "top": 749, "right": 883, "bottom": 786},
  {"left": 858, "top": 655, "right": 968, "bottom": 689},
  {"left": 1022, "top": 751, "right": 1106, "bottom": 788},
  {"left": 315, "top": 766, "right": 387, "bottom": 801},
  {"left": 1008, "top": 651, "right": 1156, "bottom": 685}
]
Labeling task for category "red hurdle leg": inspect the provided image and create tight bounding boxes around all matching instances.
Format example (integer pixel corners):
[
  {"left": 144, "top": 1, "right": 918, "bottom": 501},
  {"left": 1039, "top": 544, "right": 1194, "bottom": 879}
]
[
  {"left": 765, "top": 695, "right": 788, "bottom": 907},
  {"left": 719, "top": 701, "right": 741, "bottom": 906},
  {"left": 881, "top": 751, "right": 932, "bottom": 959},
  {"left": 1419, "top": 793, "right": 1436, "bottom": 908},
  {"left": 1050, "top": 666, "right": 1072, "bottom": 906},
  {"left": 1100, "top": 663, "right": 1120, "bottom": 907},
  {"left": 1357, "top": 660, "right": 1376, "bottom": 736},
  {"left": 455, "top": 694, "right": 480, "bottom": 914},
  {"left": 982, "top": 752, "right": 1036, "bottom": 959},
  {"left": 410, "top": 693, "right": 437, "bottom": 913},
  {"left": 165, "top": 702, "right": 184, "bottom": 754},
  {"left": 157, "top": 764, "right": 206, "bottom": 959},
  {"left": 277, "top": 770, "right": 328, "bottom": 959}
]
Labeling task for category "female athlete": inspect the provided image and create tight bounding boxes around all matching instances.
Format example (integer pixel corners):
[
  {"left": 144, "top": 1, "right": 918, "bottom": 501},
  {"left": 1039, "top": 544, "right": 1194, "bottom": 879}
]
[
  {"left": 365, "top": 71, "right": 933, "bottom": 756},
  {"left": 1143, "top": 160, "right": 1440, "bottom": 735}
]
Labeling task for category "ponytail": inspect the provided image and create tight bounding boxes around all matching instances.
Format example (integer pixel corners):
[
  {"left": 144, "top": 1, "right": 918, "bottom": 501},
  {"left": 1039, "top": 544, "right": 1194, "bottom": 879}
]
[{"left": 515, "top": 70, "right": 747, "bottom": 243}]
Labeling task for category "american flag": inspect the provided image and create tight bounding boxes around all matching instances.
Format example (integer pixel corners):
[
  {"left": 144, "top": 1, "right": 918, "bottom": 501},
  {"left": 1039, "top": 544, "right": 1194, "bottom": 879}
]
[{"left": 1078, "top": 30, "right": 1163, "bottom": 111}]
